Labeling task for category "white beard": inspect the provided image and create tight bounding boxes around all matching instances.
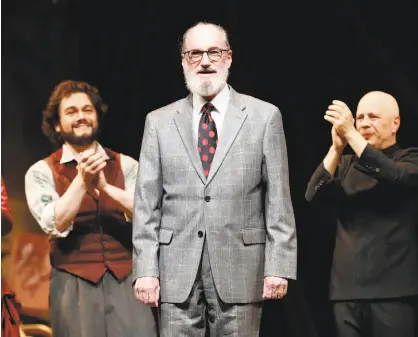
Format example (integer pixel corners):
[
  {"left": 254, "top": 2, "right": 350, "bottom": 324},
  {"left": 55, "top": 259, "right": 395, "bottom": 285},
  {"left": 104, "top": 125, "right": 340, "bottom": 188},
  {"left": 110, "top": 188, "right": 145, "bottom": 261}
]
[{"left": 184, "top": 68, "right": 229, "bottom": 97}]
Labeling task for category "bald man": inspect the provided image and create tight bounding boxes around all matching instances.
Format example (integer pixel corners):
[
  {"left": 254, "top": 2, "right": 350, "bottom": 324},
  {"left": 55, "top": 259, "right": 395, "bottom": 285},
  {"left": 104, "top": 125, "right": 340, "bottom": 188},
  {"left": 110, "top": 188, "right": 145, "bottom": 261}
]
[{"left": 305, "top": 92, "right": 418, "bottom": 337}]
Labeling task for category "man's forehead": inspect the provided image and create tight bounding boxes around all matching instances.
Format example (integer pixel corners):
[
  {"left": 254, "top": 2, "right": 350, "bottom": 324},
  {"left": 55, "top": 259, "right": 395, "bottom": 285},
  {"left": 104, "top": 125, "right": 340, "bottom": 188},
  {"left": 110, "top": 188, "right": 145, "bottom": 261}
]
[
  {"left": 356, "top": 101, "right": 395, "bottom": 118},
  {"left": 357, "top": 101, "right": 381, "bottom": 114},
  {"left": 61, "top": 93, "right": 92, "bottom": 108},
  {"left": 356, "top": 91, "right": 399, "bottom": 117},
  {"left": 185, "top": 25, "right": 225, "bottom": 49}
]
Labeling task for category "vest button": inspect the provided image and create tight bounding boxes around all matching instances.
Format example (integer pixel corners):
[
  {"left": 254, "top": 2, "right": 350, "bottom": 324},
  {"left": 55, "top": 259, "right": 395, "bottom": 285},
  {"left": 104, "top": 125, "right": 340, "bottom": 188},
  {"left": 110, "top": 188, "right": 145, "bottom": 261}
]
[
  {"left": 204, "top": 196, "right": 211, "bottom": 202},
  {"left": 198, "top": 231, "right": 203, "bottom": 238}
]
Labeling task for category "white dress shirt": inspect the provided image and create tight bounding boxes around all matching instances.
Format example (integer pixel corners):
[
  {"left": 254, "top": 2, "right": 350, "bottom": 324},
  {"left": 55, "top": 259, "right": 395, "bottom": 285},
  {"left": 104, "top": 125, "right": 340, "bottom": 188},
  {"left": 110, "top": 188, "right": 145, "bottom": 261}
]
[
  {"left": 192, "top": 84, "right": 230, "bottom": 141},
  {"left": 25, "top": 142, "right": 138, "bottom": 238}
]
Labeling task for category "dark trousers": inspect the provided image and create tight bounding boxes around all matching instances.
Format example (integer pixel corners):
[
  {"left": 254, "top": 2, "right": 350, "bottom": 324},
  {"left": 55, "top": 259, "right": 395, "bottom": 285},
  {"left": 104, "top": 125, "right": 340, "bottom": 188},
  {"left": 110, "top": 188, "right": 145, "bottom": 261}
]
[{"left": 333, "top": 297, "right": 417, "bottom": 337}]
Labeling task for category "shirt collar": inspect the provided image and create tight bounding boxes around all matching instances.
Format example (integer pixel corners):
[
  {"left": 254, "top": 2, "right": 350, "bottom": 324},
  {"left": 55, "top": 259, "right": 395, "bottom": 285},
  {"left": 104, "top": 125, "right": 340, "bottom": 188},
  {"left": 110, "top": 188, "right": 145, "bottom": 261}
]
[
  {"left": 192, "top": 84, "right": 230, "bottom": 115},
  {"left": 60, "top": 142, "right": 109, "bottom": 164},
  {"left": 381, "top": 143, "right": 399, "bottom": 157}
]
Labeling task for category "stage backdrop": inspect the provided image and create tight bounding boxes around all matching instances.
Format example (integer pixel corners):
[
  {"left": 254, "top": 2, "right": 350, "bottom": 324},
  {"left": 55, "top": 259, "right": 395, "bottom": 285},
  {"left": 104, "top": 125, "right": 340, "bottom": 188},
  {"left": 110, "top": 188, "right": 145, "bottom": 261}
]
[{"left": 2, "top": 0, "right": 417, "bottom": 336}]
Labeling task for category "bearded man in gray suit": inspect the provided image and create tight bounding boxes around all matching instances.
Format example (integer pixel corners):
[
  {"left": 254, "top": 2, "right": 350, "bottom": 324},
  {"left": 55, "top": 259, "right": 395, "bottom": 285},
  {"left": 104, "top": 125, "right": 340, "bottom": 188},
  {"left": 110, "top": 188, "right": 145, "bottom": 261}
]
[{"left": 132, "top": 22, "right": 298, "bottom": 337}]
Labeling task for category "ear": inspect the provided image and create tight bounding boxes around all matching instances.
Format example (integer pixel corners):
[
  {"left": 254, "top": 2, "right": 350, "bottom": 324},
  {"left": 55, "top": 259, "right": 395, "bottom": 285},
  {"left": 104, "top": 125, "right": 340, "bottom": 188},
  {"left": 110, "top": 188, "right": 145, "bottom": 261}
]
[
  {"left": 54, "top": 124, "right": 61, "bottom": 133},
  {"left": 181, "top": 54, "right": 187, "bottom": 69},
  {"left": 226, "top": 50, "right": 233, "bottom": 68},
  {"left": 392, "top": 115, "right": 400, "bottom": 133}
]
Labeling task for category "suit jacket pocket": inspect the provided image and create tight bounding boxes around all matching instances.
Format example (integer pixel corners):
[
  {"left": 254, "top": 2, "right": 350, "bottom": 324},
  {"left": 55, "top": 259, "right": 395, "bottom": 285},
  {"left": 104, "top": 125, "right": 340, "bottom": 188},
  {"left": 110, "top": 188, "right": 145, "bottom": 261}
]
[
  {"left": 242, "top": 228, "right": 266, "bottom": 245},
  {"left": 159, "top": 228, "right": 173, "bottom": 245}
]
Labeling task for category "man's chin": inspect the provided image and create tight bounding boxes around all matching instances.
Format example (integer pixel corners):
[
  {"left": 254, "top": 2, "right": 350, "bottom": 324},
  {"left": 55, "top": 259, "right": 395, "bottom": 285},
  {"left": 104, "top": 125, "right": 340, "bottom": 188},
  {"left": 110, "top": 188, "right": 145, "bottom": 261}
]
[
  {"left": 365, "top": 139, "right": 380, "bottom": 148},
  {"left": 61, "top": 134, "right": 97, "bottom": 146},
  {"left": 185, "top": 73, "right": 227, "bottom": 97},
  {"left": 198, "top": 82, "right": 225, "bottom": 97}
]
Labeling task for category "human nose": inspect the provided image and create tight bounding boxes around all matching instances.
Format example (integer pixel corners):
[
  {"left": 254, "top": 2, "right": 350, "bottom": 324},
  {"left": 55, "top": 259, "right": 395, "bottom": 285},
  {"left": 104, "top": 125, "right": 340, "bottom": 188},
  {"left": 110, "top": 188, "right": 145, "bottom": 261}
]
[
  {"left": 200, "top": 52, "right": 211, "bottom": 65},
  {"left": 359, "top": 117, "right": 372, "bottom": 129},
  {"left": 75, "top": 110, "right": 88, "bottom": 120}
]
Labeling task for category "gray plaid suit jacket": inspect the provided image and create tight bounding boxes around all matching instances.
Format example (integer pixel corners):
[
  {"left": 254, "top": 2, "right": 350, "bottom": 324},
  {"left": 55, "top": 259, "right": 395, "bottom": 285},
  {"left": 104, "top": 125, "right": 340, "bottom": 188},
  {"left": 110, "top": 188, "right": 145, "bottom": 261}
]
[{"left": 133, "top": 86, "right": 297, "bottom": 304}]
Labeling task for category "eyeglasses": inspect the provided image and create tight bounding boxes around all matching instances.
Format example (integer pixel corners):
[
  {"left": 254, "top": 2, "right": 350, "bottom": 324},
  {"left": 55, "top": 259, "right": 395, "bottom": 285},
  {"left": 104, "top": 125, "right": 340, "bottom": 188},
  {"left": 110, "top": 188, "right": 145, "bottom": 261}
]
[{"left": 182, "top": 48, "right": 230, "bottom": 63}]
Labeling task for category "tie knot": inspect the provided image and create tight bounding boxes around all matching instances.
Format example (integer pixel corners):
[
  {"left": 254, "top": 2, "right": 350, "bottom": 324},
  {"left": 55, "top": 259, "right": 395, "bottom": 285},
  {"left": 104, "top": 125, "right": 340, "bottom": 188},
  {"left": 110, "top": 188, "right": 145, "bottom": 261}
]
[{"left": 201, "top": 102, "right": 215, "bottom": 114}]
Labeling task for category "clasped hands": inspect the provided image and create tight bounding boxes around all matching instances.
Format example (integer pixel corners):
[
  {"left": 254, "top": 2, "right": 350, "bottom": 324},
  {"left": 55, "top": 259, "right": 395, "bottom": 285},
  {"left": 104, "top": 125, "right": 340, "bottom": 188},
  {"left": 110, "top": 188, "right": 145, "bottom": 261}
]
[
  {"left": 324, "top": 100, "right": 356, "bottom": 149},
  {"left": 76, "top": 149, "right": 108, "bottom": 196}
]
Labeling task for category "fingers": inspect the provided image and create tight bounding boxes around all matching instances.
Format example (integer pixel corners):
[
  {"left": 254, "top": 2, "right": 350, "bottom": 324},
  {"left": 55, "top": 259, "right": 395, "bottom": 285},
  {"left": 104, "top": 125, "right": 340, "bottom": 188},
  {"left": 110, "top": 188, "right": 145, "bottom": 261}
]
[
  {"left": 332, "top": 100, "right": 347, "bottom": 107},
  {"left": 79, "top": 149, "right": 95, "bottom": 161},
  {"left": 262, "top": 285, "right": 274, "bottom": 299},
  {"left": 269, "top": 281, "right": 288, "bottom": 299},
  {"left": 324, "top": 115, "right": 337, "bottom": 124},
  {"left": 276, "top": 279, "right": 288, "bottom": 298},
  {"left": 135, "top": 289, "right": 159, "bottom": 306},
  {"left": 328, "top": 105, "right": 343, "bottom": 113},
  {"left": 151, "top": 291, "right": 160, "bottom": 307},
  {"left": 262, "top": 278, "right": 288, "bottom": 300},
  {"left": 325, "top": 103, "right": 344, "bottom": 126},
  {"left": 134, "top": 289, "right": 141, "bottom": 302},
  {"left": 89, "top": 160, "right": 107, "bottom": 175},
  {"left": 134, "top": 278, "right": 160, "bottom": 307},
  {"left": 327, "top": 97, "right": 350, "bottom": 117},
  {"left": 80, "top": 153, "right": 106, "bottom": 167},
  {"left": 262, "top": 286, "right": 269, "bottom": 299},
  {"left": 325, "top": 110, "right": 340, "bottom": 119},
  {"left": 78, "top": 153, "right": 107, "bottom": 180}
]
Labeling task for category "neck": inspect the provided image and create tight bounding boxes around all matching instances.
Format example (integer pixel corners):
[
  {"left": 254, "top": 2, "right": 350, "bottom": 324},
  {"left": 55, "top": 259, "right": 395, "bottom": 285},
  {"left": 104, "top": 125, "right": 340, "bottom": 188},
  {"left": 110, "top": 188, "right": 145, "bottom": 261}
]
[
  {"left": 201, "top": 82, "right": 226, "bottom": 102},
  {"left": 379, "top": 138, "right": 397, "bottom": 150},
  {"left": 64, "top": 141, "right": 97, "bottom": 155},
  {"left": 202, "top": 94, "right": 217, "bottom": 101}
]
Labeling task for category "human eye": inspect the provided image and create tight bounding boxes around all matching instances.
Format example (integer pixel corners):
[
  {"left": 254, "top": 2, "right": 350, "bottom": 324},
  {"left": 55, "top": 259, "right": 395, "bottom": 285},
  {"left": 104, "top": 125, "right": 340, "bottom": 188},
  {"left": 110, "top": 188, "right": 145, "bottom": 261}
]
[
  {"left": 66, "top": 109, "right": 76, "bottom": 116},
  {"left": 208, "top": 49, "right": 221, "bottom": 57},
  {"left": 189, "top": 50, "right": 203, "bottom": 60}
]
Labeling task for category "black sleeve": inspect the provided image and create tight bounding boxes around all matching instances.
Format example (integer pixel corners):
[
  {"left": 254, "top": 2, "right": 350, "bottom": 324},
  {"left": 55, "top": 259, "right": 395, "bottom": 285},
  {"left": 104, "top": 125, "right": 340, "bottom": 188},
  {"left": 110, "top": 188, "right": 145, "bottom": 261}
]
[
  {"left": 357, "top": 145, "right": 418, "bottom": 186},
  {"left": 305, "top": 156, "right": 350, "bottom": 203}
]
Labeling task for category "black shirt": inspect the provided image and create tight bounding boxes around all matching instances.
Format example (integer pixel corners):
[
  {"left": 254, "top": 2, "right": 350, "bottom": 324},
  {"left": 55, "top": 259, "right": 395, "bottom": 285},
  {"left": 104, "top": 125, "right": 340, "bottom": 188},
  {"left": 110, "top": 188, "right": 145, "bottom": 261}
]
[{"left": 306, "top": 144, "right": 418, "bottom": 300}]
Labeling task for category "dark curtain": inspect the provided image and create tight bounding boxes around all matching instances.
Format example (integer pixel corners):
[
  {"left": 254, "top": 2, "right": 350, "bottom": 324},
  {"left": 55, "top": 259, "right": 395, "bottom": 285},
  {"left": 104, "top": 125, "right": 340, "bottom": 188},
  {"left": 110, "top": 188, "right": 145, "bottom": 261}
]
[{"left": 2, "top": 0, "right": 417, "bottom": 336}]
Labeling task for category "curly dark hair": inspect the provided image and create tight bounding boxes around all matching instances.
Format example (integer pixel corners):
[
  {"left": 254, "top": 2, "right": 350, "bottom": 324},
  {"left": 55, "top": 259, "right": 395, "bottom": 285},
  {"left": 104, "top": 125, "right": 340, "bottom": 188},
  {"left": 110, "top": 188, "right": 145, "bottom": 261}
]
[{"left": 42, "top": 80, "right": 108, "bottom": 147}]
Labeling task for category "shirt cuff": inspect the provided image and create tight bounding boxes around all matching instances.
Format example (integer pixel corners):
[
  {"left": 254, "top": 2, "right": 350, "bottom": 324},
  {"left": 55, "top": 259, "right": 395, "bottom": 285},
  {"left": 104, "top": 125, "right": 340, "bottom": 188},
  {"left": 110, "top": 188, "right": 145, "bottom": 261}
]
[{"left": 40, "top": 202, "right": 74, "bottom": 238}]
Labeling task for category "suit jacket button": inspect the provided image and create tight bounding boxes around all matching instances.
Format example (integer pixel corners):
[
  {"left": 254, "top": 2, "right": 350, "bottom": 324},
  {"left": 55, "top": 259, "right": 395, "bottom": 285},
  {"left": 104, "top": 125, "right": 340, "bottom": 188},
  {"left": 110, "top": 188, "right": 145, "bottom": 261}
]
[
  {"left": 204, "top": 196, "right": 211, "bottom": 202},
  {"left": 375, "top": 168, "right": 380, "bottom": 172},
  {"left": 198, "top": 231, "right": 203, "bottom": 238}
]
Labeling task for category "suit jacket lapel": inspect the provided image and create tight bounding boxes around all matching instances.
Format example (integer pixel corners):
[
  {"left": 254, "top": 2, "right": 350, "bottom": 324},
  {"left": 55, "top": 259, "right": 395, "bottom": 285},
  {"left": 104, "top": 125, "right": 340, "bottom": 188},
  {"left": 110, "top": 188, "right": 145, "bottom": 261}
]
[
  {"left": 206, "top": 88, "right": 247, "bottom": 185},
  {"left": 173, "top": 96, "right": 206, "bottom": 183}
]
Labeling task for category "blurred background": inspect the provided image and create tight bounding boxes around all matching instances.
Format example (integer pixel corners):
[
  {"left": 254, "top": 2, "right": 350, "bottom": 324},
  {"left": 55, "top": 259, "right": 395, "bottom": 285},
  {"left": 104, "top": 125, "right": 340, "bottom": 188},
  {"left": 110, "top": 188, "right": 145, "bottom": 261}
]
[{"left": 2, "top": 0, "right": 417, "bottom": 336}]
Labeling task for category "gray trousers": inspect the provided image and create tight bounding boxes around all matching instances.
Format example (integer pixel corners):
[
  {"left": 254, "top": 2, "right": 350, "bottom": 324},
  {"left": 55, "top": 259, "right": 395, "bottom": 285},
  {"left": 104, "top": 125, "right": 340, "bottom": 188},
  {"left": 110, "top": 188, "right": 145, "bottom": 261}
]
[
  {"left": 50, "top": 268, "right": 158, "bottom": 337},
  {"left": 160, "top": 239, "right": 263, "bottom": 337}
]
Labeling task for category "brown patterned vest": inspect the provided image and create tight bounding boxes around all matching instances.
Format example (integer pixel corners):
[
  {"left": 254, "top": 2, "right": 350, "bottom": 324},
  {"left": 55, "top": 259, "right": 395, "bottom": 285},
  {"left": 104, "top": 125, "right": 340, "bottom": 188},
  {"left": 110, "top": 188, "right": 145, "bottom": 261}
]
[{"left": 44, "top": 147, "right": 132, "bottom": 283}]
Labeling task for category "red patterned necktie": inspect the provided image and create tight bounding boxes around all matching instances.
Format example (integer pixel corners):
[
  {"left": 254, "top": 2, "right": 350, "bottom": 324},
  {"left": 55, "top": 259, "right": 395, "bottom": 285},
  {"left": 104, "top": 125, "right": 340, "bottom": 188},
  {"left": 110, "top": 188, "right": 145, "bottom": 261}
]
[{"left": 197, "top": 102, "right": 218, "bottom": 178}]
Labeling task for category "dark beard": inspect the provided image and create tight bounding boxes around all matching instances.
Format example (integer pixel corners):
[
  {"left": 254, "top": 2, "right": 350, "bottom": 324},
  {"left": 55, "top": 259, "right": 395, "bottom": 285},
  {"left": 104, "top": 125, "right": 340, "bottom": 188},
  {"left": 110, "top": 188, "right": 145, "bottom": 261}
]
[{"left": 60, "top": 127, "right": 99, "bottom": 146}]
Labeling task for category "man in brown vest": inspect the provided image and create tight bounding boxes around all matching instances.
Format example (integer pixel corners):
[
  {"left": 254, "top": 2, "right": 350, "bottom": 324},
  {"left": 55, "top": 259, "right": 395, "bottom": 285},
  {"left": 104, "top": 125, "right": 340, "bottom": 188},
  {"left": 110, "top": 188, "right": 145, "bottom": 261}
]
[{"left": 24, "top": 80, "right": 158, "bottom": 337}]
